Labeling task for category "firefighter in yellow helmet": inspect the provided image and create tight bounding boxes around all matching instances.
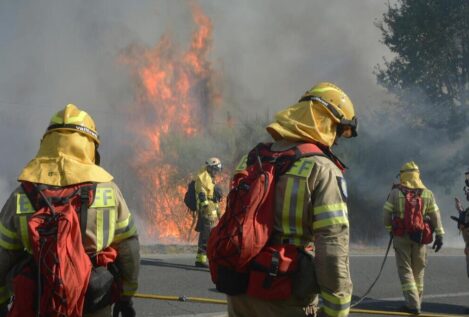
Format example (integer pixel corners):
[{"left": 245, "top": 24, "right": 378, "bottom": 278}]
[
  {"left": 0, "top": 104, "right": 140, "bottom": 317},
  {"left": 227, "top": 82, "right": 357, "bottom": 317},
  {"left": 383, "top": 161, "right": 444, "bottom": 314},
  {"left": 454, "top": 169, "right": 469, "bottom": 280},
  {"left": 194, "top": 157, "right": 223, "bottom": 267}
]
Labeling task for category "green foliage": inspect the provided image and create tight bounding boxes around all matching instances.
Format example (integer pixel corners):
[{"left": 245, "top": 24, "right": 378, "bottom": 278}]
[{"left": 376, "top": 0, "right": 469, "bottom": 135}]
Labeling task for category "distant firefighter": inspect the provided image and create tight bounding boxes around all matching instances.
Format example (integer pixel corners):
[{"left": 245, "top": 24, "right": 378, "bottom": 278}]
[
  {"left": 383, "top": 161, "right": 444, "bottom": 315},
  {"left": 453, "top": 168, "right": 469, "bottom": 278},
  {"left": 193, "top": 157, "right": 223, "bottom": 268}
]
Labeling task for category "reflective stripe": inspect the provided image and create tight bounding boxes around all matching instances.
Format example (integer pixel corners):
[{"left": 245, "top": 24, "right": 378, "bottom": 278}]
[
  {"left": 0, "top": 286, "right": 10, "bottom": 305},
  {"left": 19, "top": 216, "right": 31, "bottom": 252},
  {"left": 91, "top": 187, "right": 116, "bottom": 208},
  {"left": 435, "top": 227, "right": 445, "bottom": 235},
  {"left": 402, "top": 282, "right": 417, "bottom": 291},
  {"left": 398, "top": 192, "right": 404, "bottom": 217},
  {"left": 0, "top": 228, "right": 22, "bottom": 250},
  {"left": 384, "top": 201, "right": 393, "bottom": 212},
  {"left": 281, "top": 177, "right": 294, "bottom": 235},
  {"left": 0, "top": 222, "right": 17, "bottom": 239},
  {"left": 313, "top": 203, "right": 349, "bottom": 230},
  {"left": 321, "top": 291, "right": 351, "bottom": 317},
  {"left": 114, "top": 215, "right": 137, "bottom": 242},
  {"left": 416, "top": 283, "right": 424, "bottom": 292},
  {"left": 116, "top": 216, "right": 130, "bottom": 230},
  {"left": 122, "top": 282, "right": 138, "bottom": 296},
  {"left": 16, "top": 194, "right": 34, "bottom": 215},
  {"left": 295, "top": 178, "right": 306, "bottom": 237},
  {"left": 234, "top": 155, "right": 248, "bottom": 172},
  {"left": 97, "top": 208, "right": 117, "bottom": 251},
  {"left": 385, "top": 225, "right": 392, "bottom": 232}
]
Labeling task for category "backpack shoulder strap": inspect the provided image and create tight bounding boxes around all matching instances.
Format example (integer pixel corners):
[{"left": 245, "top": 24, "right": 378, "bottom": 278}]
[{"left": 79, "top": 183, "right": 97, "bottom": 244}]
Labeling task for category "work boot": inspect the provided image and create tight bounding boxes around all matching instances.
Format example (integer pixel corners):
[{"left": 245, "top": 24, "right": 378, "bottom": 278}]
[
  {"left": 399, "top": 305, "right": 420, "bottom": 315},
  {"left": 194, "top": 261, "right": 209, "bottom": 268}
]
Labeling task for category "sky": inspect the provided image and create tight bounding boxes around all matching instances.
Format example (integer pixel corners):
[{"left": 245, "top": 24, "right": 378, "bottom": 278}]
[{"left": 0, "top": 0, "right": 465, "bottom": 246}]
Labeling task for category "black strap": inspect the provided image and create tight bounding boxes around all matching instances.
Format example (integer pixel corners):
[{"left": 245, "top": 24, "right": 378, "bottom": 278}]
[
  {"left": 79, "top": 184, "right": 97, "bottom": 245},
  {"left": 262, "top": 251, "right": 280, "bottom": 289}
]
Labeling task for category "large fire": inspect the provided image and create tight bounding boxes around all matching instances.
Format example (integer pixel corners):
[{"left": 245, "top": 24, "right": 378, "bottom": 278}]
[{"left": 121, "top": 1, "right": 226, "bottom": 243}]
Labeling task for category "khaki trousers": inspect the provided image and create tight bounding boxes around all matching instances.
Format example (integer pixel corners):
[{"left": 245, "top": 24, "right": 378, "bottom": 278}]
[
  {"left": 393, "top": 236, "right": 427, "bottom": 310},
  {"left": 228, "top": 294, "right": 318, "bottom": 317}
]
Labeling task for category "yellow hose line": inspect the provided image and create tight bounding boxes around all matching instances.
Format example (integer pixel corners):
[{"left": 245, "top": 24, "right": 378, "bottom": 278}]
[{"left": 134, "top": 293, "right": 465, "bottom": 317}]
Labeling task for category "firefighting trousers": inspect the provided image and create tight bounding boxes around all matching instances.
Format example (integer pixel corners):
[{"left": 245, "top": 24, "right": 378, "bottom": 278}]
[
  {"left": 393, "top": 236, "right": 427, "bottom": 310},
  {"left": 196, "top": 216, "right": 215, "bottom": 263},
  {"left": 84, "top": 305, "right": 111, "bottom": 317},
  {"left": 227, "top": 294, "right": 315, "bottom": 317}
]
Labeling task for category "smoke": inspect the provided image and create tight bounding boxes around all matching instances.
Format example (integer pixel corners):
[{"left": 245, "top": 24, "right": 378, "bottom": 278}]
[{"left": 0, "top": 0, "right": 465, "bottom": 246}]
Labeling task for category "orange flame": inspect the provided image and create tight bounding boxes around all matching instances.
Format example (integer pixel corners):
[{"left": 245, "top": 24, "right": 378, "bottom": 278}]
[{"left": 121, "top": 1, "right": 223, "bottom": 243}]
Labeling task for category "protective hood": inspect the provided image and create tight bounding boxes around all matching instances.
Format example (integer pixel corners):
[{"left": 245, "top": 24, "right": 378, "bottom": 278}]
[
  {"left": 399, "top": 161, "right": 426, "bottom": 189},
  {"left": 266, "top": 100, "right": 337, "bottom": 147},
  {"left": 18, "top": 131, "right": 113, "bottom": 186}
]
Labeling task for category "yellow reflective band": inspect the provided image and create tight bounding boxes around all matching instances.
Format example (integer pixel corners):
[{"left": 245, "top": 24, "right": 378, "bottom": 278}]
[
  {"left": 398, "top": 192, "right": 404, "bottom": 217},
  {"left": 234, "top": 155, "right": 248, "bottom": 172},
  {"left": 0, "top": 222, "right": 18, "bottom": 240},
  {"left": 116, "top": 216, "right": 130, "bottom": 230},
  {"left": 16, "top": 194, "right": 34, "bottom": 215},
  {"left": 416, "top": 283, "right": 424, "bottom": 291},
  {"left": 402, "top": 282, "right": 417, "bottom": 291},
  {"left": 122, "top": 282, "right": 139, "bottom": 296},
  {"left": 314, "top": 203, "right": 348, "bottom": 214},
  {"left": 91, "top": 187, "right": 116, "bottom": 208},
  {"left": 19, "top": 216, "right": 31, "bottom": 252},
  {"left": 0, "top": 238, "right": 22, "bottom": 250},
  {"left": 114, "top": 226, "right": 137, "bottom": 243},
  {"left": 321, "top": 290, "right": 352, "bottom": 305},
  {"left": 97, "top": 208, "right": 116, "bottom": 251},
  {"left": 313, "top": 216, "right": 349, "bottom": 230},
  {"left": 435, "top": 227, "right": 445, "bottom": 235},
  {"left": 286, "top": 158, "right": 315, "bottom": 178},
  {"left": 385, "top": 225, "right": 392, "bottom": 232},
  {"left": 311, "top": 86, "right": 341, "bottom": 94},
  {"left": 97, "top": 209, "right": 104, "bottom": 251},
  {"left": 383, "top": 201, "right": 393, "bottom": 212},
  {"left": 282, "top": 177, "right": 294, "bottom": 235},
  {"left": 295, "top": 178, "right": 306, "bottom": 237}
]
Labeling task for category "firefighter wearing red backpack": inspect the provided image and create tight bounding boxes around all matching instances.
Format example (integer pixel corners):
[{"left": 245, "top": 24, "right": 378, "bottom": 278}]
[
  {"left": 209, "top": 82, "right": 357, "bottom": 317},
  {"left": 383, "top": 161, "right": 444, "bottom": 315},
  {"left": 0, "top": 104, "right": 140, "bottom": 317},
  {"left": 194, "top": 158, "right": 222, "bottom": 267}
]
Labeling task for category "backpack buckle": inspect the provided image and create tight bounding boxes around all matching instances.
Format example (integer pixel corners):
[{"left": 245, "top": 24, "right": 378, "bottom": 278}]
[{"left": 263, "top": 251, "right": 280, "bottom": 288}]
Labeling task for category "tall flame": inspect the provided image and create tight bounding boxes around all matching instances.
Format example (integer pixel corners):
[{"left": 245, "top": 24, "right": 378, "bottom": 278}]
[{"left": 121, "top": 1, "right": 222, "bottom": 243}]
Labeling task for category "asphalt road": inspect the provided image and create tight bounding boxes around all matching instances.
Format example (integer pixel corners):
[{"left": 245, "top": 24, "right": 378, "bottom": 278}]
[{"left": 134, "top": 249, "right": 469, "bottom": 317}]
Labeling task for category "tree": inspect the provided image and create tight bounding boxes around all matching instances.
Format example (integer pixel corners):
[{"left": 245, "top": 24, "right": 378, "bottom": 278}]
[{"left": 376, "top": 0, "right": 469, "bottom": 136}]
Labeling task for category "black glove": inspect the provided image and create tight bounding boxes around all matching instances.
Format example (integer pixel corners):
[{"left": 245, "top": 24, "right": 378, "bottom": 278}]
[
  {"left": 113, "top": 298, "right": 135, "bottom": 317},
  {"left": 213, "top": 185, "right": 223, "bottom": 203},
  {"left": 432, "top": 235, "right": 443, "bottom": 253},
  {"left": 0, "top": 302, "right": 8, "bottom": 317}
]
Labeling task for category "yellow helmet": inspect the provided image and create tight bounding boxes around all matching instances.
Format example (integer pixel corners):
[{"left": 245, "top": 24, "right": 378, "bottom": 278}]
[
  {"left": 400, "top": 161, "right": 419, "bottom": 173},
  {"left": 299, "top": 82, "right": 358, "bottom": 137},
  {"left": 44, "top": 104, "right": 99, "bottom": 144}
]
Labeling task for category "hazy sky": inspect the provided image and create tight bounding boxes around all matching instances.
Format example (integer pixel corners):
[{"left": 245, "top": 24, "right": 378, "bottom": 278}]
[{"left": 0, "top": 0, "right": 465, "bottom": 245}]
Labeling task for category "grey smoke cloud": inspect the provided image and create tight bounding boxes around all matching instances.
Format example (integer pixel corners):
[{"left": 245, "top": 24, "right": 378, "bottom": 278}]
[{"left": 0, "top": 0, "right": 464, "bottom": 246}]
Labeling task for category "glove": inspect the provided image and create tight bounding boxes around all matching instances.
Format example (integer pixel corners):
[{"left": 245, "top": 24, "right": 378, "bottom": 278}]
[
  {"left": 113, "top": 298, "right": 136, "bottom": 317},
  {"left": 0, "top": 302, "right": 8, "bottom": 317},
  {"left": 213, "top": 185, "right": 223, "bottom": 203},
  {"left": 432, "top": 235, "right": 443, "bottom": 253}
]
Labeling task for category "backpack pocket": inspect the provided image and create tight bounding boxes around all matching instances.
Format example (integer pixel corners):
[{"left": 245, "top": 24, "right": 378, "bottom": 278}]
[{"left": 247, "top": 245, "right": 298, "bottom": 300}]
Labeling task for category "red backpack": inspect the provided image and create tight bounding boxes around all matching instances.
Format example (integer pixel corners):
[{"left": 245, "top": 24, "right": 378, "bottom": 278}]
[
  {"left": 207, "top": 142, "right": 326, "bottom": 295},
  {"left": 9, "top": 182, "right": 96, "bottom": 317},
  {"left": 392, "top": 186, "right": 433, "bottom": 244}
]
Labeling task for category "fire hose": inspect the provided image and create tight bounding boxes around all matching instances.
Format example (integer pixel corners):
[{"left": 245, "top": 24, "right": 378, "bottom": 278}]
[
  {"left": 133, "top": 236, "right": 466, "bottom": 316},
  {"left": 133, "top": 293, "right": 465, "bottom": 316}
]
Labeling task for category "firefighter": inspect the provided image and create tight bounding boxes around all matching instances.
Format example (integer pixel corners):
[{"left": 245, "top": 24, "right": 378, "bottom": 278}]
[
  {"left": 195, "top": 158, "right": 222, "bottom": 267},
  {"left": 454, "top": 168, "right": 469, "bottom": 279},
  {"left": 0, "top": 104, "right": 140, "bottom": 317},
  {"left": 383, "top": 161, "right": 444, "bottom": 315},
  {"left": 227, "top": 82, "right": 358, "bottom": 317}
]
